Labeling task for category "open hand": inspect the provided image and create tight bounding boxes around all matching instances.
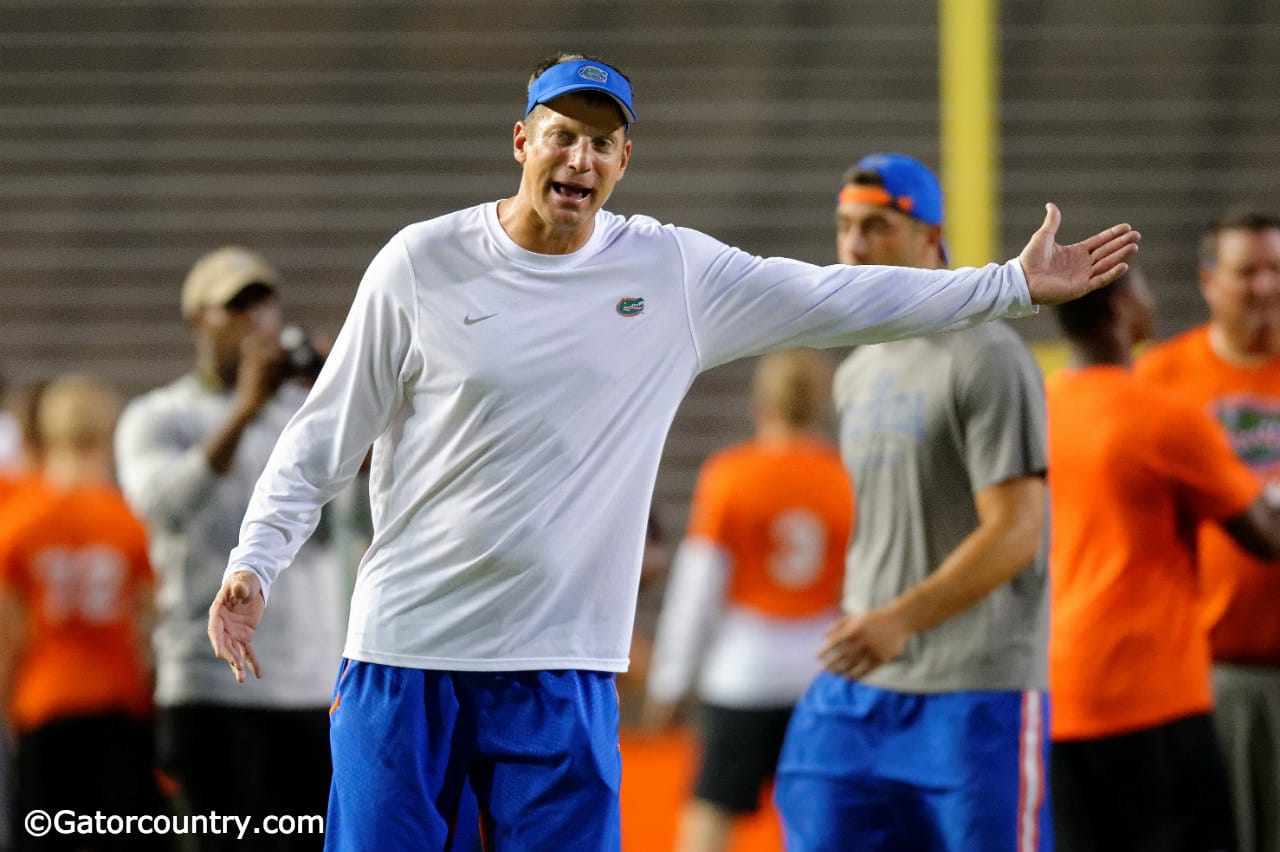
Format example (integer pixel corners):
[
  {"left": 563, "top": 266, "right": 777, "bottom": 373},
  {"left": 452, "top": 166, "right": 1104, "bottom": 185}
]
[
  {"left": 1020, "top": 203, "right": 1141, "bottom": 304},
  {"left": 820, "top": 608, "right": 912, "bottom": 681},
  {"left": 207, "top": 570, "right": 266, "bottom": 683}
]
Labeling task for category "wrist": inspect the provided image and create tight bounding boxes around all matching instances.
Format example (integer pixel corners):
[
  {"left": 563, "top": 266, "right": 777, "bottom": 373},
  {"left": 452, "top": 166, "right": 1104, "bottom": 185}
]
[
  {"left": 230, "top": 395, "right": 266, "bottom": 423},
  {"left": 883, "top": 596, "right": 925, "bottom": 636}
]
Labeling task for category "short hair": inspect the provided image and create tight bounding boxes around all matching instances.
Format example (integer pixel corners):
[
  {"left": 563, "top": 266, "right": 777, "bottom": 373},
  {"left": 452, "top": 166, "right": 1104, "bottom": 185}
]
[
  {"left": 38, "top": 374, "right": 120, "bottom": 453},
  {"left": 752, "top": 349, "right": 834, "bottom": 428},
  {"left": 525, "top": 52, "right": 633, "bottom": 133},
  {"left": 1198, "top": 207, "right": 1280, "bottom": 267},
  {"left": 1053, "top": 268, "right": 1137, "bottom": 340},
  {"left": 842, "top": 165, "right": 885, "bottom": 189}
]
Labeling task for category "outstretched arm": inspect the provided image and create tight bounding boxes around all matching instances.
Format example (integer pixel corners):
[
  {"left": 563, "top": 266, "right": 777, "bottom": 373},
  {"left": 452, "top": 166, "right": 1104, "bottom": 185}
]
[
  {"left": 678, "top": 204, "right": 1139, "bottom": 371},
  {"left": 1020, "top": 203, "right": 1140, "bottom": 304},
  {"left": 207, "top": 570, "right": 266, "bottom": 683}
]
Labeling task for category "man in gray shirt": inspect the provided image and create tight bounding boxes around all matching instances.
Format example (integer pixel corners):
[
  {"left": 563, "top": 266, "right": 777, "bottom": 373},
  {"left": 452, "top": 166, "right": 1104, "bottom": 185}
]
[
  {"left": 116, "top": 248, "right": 344, "bottom": 850},
  {"left": 775, "top": 154, "right": 1051, "bottom": 852}
]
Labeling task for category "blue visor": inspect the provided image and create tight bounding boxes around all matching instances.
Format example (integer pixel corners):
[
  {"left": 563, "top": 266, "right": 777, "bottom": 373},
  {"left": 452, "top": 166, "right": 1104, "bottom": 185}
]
[{"left": 525, "top": 60, "right": 637, "bottom": 126}]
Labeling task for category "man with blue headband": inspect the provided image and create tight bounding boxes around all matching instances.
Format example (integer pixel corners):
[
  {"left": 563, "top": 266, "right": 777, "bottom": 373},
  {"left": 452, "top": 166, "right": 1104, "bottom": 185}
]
[
  {"left": 208, "top": 53, "right": 1139, "bottom": 850},
  {"left": 776, "top": 153, "right": 1052, "bottom": 852}
]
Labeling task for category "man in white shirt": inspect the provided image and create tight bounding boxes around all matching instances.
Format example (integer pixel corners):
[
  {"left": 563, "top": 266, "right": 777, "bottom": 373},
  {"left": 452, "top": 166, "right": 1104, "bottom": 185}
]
[
  {"left": 208, "top": 52, "right": 1139, "bottom": 852},
  {"left": 117, "top": 247, "right": 345, "bottom": 851}
]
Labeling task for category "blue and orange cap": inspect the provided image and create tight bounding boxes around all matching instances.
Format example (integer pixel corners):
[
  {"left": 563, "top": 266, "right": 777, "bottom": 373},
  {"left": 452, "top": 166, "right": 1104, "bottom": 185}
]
[
  {"left": 838, "top": 152, "right": 944, "bottom": 227},
  {"left": 525, "top": 59, "right": 637, "bottom": 127}
]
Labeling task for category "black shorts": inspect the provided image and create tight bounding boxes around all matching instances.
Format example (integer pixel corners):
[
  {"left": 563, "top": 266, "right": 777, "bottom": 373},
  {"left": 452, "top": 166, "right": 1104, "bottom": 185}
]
[
  {"left": 692, "top": 703, "right": 794, "bottom": 815},
  {"left": 1051, "top": 712, "right": 1236, "bottom": 852},
  {"left": 13, "top": 711, "right": 168, "bottom": 852},
  {"left": 157, "top": 703, "right": 330, "bottom": 852}
]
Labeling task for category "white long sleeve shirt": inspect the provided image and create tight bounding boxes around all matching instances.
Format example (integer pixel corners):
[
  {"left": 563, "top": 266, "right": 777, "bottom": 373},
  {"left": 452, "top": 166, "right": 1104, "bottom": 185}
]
[
  {"left": 227, "top": 201, "right": 1034, "bottom": 673},
  {"left": 646, "top": 539, "right": 835, "bottom": 708}
]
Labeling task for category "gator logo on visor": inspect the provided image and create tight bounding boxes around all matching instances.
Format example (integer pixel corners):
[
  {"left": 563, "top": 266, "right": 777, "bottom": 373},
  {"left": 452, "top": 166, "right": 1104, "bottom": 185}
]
[
  {"left": 578, "top": 65, "right": 609, "bottom": 83},
  {"left": 616, "top": 297, "right": 645, "bottom": 317}
]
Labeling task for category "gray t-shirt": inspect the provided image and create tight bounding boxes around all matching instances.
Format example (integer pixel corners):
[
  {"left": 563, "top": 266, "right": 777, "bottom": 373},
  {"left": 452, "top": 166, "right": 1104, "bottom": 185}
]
[{"left": 833, "top": 321, "right": 1048, "bottom": 692}]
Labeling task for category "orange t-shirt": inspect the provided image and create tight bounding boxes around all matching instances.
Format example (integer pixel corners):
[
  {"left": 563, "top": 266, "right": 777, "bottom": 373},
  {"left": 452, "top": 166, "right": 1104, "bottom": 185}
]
[
  {"left": 686, "top": 437, "right": 854, "bottom": 619},
  {"left": 0, "top": 482, "right": 155, "bottom": 732},
  {"left": 0, "top": 471, "right": 44, "bottom": 514},
  {"left": 1137, "top": 326, "right": 1280, "bottom": 665},
  {"left": 1047, "top": 366, "right": 1261, "bottom": 740}
]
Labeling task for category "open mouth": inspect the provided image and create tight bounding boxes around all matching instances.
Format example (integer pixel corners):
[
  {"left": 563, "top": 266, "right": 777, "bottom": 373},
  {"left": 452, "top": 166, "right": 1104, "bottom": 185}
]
[{"left": 552, "top": 182, "right": 592, "bottom": 202}]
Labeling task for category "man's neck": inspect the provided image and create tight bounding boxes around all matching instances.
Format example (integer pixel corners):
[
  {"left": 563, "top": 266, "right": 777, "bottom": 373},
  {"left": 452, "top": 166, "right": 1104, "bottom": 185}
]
[
  {"left": 496, "top": 196, "right": 594, "bottom": 255},
  {"left": 755, "top": 421, "right": 816, "bottom": 444},
  {"left": 1067, "top": 334, "right": 1131, "bottom": 370},
  {"left": 42, "top": 449, "right": 110, "bottom": 491},
  {"left": 1208, "top": 323, "right": 1280, "bottom": 367}
]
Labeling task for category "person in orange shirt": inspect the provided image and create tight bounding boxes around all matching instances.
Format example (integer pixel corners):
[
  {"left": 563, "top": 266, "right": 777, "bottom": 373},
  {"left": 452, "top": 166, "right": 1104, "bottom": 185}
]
[
  {"left": 1048, "top": 266, "right": 1280, "bottom": 852},
  {"left": 1135, "top": 209, "right": 1280, "bottom": 852},
  {"left": 0, "top": 375, "right": 165, "bottom": 851},
  {"left": 643, "top": 349, "right": 853, "bottom": 852}
]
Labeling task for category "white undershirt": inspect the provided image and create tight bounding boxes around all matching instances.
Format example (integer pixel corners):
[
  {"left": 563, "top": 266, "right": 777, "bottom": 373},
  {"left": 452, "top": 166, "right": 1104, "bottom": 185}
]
[{"left": 647, "top": 538, "right": 837, "bottom": 708}]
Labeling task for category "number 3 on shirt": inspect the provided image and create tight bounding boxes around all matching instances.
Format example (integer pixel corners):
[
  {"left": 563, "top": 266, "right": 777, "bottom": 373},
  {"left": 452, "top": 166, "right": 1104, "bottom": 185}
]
[{"left": 768, "top": 510, "right": 828, "bottom": 589}]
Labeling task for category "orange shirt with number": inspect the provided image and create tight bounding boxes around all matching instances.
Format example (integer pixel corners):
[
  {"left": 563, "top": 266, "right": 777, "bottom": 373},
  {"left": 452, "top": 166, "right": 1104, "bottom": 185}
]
[
  {"left": 1047, "top": 366, "right": 1261, "bottom": 740},
  {"left": 1136, "top": 327, "right": 1280, "bottom": 665},
  {"left": 0, "top": 482, "right": 155, "bottom": 732},
  {"left": 687, "top": 437, "right": 854, "bottom": 618}
]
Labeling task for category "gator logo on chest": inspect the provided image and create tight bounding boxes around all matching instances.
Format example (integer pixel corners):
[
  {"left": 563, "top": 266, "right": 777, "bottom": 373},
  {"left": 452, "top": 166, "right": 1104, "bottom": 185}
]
[
  {"left": 616, "top": 297, "right": 645, "bottom": 318},
  {"left": 1214, "top": 394, "right": 1280, "bottom": 471}
]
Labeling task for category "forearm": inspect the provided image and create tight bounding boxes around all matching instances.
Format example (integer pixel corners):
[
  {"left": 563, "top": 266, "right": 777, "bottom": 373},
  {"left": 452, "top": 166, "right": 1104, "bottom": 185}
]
[
  {"left": 645, "top": 539, "right": 728, "bottom": 704},
  {"left": 887, "top": 520, "right": 1039, "bottom": 636},
  {"left": 0, "top": 592, "right": 27, "bottom": 715},
  {"left": 133, "top": 588, "right": 157, "bottom": 676},
  {"left": 1221, "top": 492, "right": 1280, "bottom": 561},
  {"left": 202, "top": 404, "right": 258, "bottom": 475},
  {"left": 224, "top": 387, "right": 384, "bottom": 600}
]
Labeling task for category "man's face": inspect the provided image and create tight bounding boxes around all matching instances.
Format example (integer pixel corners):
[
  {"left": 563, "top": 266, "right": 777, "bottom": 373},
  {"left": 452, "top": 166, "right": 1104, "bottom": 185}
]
[
  {"left": 195, "top": 288, "right": 282, "bottom": 378},
  {"left": 1200, "top": 227, "right": 1280, "bottom": 354},
  {"left": 835, "top": 197, "right": 940, "bottom": 269},
  {"left": 513, "top": 94, "right": 631, "bottom": 236}
]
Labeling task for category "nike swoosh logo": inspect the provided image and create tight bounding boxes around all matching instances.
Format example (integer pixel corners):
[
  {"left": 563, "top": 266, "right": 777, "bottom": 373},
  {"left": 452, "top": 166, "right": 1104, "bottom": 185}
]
[{"left": 464, "top": 313, "right": 497, "bottom": 325}]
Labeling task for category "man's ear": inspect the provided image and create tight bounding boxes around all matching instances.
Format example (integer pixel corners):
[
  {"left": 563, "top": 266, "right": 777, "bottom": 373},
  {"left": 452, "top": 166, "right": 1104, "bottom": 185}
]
[
  {"left": 923, "top": 224, "right": 944, "bottom": 261},
  {"left": 616, "top": 139, "right": 632, "bottom": 180},
  {"left": 513, "top": 121, "right": 529, "bottom": 166},
  {"left": 927, "top": 224, "right": 943, "bottom": 247},
  {"left": 1197, "top": 262, "right": 1215, "bottom": 302}
]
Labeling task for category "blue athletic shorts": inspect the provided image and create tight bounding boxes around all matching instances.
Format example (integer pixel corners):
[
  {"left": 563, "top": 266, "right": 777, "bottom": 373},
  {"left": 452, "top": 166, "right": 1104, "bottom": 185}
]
[
  {"left": 775, "top": 673, "right": 1051, "bottom": 852},
  {"left": 324, "top": 660, "right": 622, "bottom": 852}
]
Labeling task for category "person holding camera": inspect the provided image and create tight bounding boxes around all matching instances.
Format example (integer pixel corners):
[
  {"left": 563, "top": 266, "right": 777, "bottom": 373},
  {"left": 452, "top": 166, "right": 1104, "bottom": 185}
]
[{"left": 115, "top": 247, "right": 345, "bottom": 850}]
